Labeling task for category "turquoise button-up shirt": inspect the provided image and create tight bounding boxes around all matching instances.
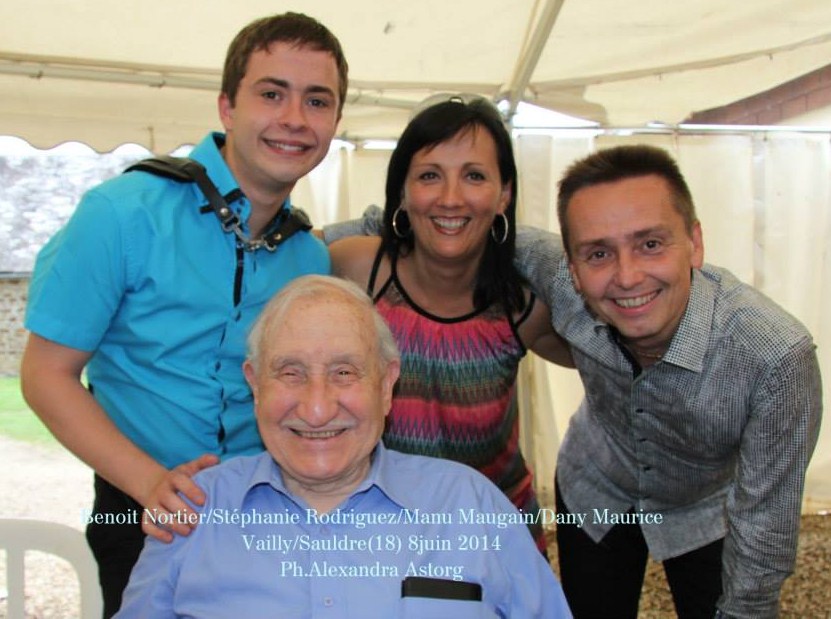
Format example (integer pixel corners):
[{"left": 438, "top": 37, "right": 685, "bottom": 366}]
[{"left": 25, "top": 132, "right": 330, "bottom": 468}]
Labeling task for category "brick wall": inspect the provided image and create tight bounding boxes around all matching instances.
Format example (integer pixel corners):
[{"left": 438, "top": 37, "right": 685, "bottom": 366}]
[
  {"left": 687, "top": 63, "right": 831, "bottom": 125},
  {"left": 0, "top": 276, "right": 29, "bottom": 376}
]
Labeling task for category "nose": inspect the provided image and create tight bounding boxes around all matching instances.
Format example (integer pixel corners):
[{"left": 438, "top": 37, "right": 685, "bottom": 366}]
[
  {"left": 614, "top": 251, "right": 645, "bottom": 289},
  {"left": 296, "top": 374, "right": 339, "bottom": 427},
  {"left": 438, "top": 177, "right": 464, "bottom": 208},
  {"left": 279, "top": 96, "right": 308, "bottom": 131}
]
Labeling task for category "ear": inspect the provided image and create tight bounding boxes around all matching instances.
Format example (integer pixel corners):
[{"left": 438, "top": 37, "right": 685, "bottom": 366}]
[
  {"left": 380, "top": 360, "right": 401, "bottom": 417},
  {"left": 689, "top": 221, "right": 704, "bottom": 269},
  {"left": 218, "top": 92, "right": 234, "bottom": 131},
  {"left": 243, "top": 360, "right": 258, "bottom": 401},
  {"left": 568, "top": 261, "right": 583, "bottom": 294},
  {"left": 498, "top": 181, "right": 512, "bottom": 213}
]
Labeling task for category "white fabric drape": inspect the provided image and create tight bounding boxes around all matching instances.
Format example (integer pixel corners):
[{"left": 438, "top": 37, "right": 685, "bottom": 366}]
[{"left": 298, "top": 131, "right": 831, "bottom": 511}]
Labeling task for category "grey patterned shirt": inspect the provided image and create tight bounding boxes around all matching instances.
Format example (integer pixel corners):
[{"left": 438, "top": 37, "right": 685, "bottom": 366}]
[
  {"left": 516, "top": 226, "right": 822, "bottom": 619},
  {"left": 324, "top": 210, "right": 823, "bottom": 618}
]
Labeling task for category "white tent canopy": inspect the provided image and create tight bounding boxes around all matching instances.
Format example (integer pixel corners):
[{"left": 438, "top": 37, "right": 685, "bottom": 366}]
[
  {"left": 2, "top": 0, "right": 831, "bottom": 152},
  {"left": 1, "top": 2, "right": 830, "bottom": 511}
]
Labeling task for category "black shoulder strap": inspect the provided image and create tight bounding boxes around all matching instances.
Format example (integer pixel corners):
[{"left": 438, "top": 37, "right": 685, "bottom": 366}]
[
  {"left": 367, "top": 244, "right": 386, "bottom": 299},
  {"left": 125, "top": 155, "right": 202, "bottom": 183},
  {"left": 124, "top": 156, "right": 312, "bottom": 252},
  {"left": 126, "top": 156, "right": 240, "bottom": 231}
]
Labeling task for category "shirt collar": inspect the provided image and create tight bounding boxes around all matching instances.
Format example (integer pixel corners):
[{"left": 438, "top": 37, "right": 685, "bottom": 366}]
[
  {"left": 350, "top": 443, "right": 414, "bottom": 510},
  {"left": 661, "top": 267, "right": 716, "bottom": 373},
  {"left": 188, "top": 132, "right": 240, "bottom": 200},
  {"left": 239, "top": 443, "right": 411, "bottom": 511},
  {"left": 608, "top": 268, "right": 715, "bottom": 373},
  {"left": 573, "top": 267, "right": 716, "bottom": 374},
  {"left": 188, "top": 132, "right": 293, "bottom": 228}
]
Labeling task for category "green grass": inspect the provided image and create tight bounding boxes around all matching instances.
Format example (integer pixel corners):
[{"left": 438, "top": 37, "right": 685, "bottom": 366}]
[{"left": 0, "top": 376, "right": 56, "bottom": 444}]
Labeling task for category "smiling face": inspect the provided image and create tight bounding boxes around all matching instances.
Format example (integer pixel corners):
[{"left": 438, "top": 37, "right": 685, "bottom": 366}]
[
  {"left": 243, "top": 292, "right": 399, "bottom": 509},
  {"left": 218, "top": 41, "right": 340, "bottom": 207},
  {"left": 401, "top": 127, "right": 511, "bottom": 265},
  {"left": 566, "top": 175, "right": 704, "bottom": 354}
]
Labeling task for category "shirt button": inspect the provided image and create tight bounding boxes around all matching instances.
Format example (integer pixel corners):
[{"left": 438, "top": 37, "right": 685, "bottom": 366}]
[
  {"left": 635, "top": 408, "right": 644, "bottom": 414},
  {"left": 323, "top": 597, "right": 334, "bottom": 607},
  {"left": 215, "top": 361, "right": 222, "bottom": 371},
  {"left": 643, "top": 465, "right": 652, "bottom": 471}
]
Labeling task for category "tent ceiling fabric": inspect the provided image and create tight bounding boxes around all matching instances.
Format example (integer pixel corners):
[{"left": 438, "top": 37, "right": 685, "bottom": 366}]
[{"left": 1, "top": 0, "right": 830, "bottom": 152}]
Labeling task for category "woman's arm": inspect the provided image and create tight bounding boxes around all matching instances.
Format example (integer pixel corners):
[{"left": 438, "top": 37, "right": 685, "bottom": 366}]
[
  {"left": 516, "top": 297, "right": 574, "bottom": 368},
  {"left": 328, "top": 236, "right": 384, "bottom": 290}
]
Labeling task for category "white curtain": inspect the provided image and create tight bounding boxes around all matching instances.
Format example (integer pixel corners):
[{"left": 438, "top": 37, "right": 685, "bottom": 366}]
[{"left": 297, "top": 131, "right": 831, "bottom": 511}]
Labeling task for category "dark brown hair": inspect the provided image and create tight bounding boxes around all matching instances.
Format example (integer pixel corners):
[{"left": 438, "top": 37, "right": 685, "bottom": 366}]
[
  {"left": 557, "top": 144, "right": 698, "bottom": 255},
  {"left": 380, "top": 97, "right": 525, "bottom": 314},
  {"left": 221, "top": 12, "right": 348, "bottom": 114}
]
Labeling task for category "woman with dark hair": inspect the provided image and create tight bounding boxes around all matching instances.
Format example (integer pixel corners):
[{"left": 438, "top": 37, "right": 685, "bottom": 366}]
[{"left": 330, "top": 97, "right": 572, "bottom": 551}]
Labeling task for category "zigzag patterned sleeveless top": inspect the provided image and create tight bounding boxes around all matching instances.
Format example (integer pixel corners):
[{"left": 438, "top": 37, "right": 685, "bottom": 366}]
[{"left": 369, "top": 251, "right": 536, "bottom": 506}]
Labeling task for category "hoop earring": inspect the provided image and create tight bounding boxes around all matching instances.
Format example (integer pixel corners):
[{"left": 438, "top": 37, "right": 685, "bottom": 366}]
[
  {"left": 392, "top": 207, "right": 410, "bottom": 239},
  {"left": 491, "top": 213, "right": 509, "bottom": 245}
]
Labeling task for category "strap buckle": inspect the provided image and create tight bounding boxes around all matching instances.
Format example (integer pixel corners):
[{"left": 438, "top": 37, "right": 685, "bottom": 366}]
[{"left": 125, "top": 155, "right": 313, "bottom": 253}]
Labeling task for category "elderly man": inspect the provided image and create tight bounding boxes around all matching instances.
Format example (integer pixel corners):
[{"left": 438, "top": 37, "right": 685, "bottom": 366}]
[{"left": 116, "top": 275, "right": 571, "bottom": 618}]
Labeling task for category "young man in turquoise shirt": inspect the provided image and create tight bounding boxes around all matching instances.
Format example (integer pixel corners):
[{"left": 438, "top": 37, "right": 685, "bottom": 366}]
[{"left": 21, "top": 13, "right": 346, "bottom": 617}]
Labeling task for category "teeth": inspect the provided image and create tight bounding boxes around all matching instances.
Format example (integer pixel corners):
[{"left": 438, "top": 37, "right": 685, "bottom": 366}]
[
  {"left": 267, "top": 140, "right": 305, "bottom": 152},
  {"left": 432, "top": 217, "right": 468, "bottom": 230},
  {"left": 614, "top": 292, "right": 657, "bottom": 309},
  {"left": 294, "top": 429, "right": 343, "bottom": 439}
]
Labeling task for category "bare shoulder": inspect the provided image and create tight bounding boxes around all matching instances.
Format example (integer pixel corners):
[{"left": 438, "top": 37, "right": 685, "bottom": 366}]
[{"left": 328, "top": 236, "right": 383, "bottom": 287}]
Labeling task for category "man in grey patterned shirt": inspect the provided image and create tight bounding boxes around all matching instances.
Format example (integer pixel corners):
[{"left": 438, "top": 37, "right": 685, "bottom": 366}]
[
  {"left": 321, "top": 144, "right": 821, "bottom": 618},
  {"left": 515, "top": 144, "right": 821, "bottom": 619}
]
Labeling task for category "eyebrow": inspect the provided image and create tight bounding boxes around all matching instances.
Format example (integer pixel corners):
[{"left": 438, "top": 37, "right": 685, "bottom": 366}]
[
  {"left": 267, "top": 355, "right": 299, "bottom": 371},
  {"left": 253, "top": 77, "right": 336, "bottom": 99},
  {"left": 267, "top": 353, "right": 366, "bottom": 370},
  {"left": 410, "top": 159, "right": 490, "bottom": 170},
  {"left": 575, "top": 225, "right": 673, "bottom": 250}
]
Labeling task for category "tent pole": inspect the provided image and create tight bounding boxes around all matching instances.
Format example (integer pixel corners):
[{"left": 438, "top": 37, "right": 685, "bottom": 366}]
[{"left": 500, "top": 0, "right": 567, "bottom": 120}]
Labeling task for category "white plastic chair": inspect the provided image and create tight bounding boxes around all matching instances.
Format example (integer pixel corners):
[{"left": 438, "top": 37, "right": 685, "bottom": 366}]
[{"left": 0, "top": 518, "right": 103, "bottom": 619}]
